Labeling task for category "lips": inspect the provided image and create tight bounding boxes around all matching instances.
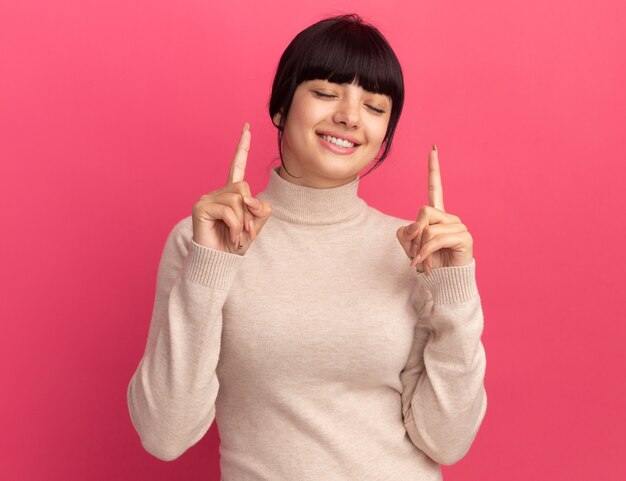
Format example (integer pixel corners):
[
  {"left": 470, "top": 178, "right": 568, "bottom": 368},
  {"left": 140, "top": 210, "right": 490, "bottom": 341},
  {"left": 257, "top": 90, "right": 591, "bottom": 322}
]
[
  {"left": 317, "top": 133, "right": 359, "bottom": 155},
  {"left": 315, "top": 130, "right": 362, "bottom": 146}
]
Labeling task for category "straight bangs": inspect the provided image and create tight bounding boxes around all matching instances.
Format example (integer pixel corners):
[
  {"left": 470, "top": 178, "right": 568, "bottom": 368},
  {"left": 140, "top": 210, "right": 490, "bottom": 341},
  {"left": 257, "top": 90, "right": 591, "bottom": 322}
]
[
  {"left": 269, "top": 14, "right": 405, "bottom": 175},
  {"left": 297, "top": 26, "right": 403, "bottom": 104}
]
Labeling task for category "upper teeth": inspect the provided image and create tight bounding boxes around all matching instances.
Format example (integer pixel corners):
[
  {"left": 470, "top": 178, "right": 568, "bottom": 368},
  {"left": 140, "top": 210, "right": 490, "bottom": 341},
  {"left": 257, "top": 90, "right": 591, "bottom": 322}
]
[{"left": 321, "top": 134, "right": 356, "bottom": 148}]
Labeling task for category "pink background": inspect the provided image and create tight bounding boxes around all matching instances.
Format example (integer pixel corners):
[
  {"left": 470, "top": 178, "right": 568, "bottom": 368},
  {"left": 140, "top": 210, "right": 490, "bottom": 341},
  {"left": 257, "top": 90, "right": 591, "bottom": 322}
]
[{"left": 1, "top": 0, "right": 625, "bottom": 479}]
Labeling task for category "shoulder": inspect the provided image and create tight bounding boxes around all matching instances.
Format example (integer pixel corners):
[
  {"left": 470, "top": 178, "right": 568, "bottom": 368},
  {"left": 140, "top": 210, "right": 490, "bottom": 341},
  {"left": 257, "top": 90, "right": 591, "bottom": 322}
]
[
  {"left": 357, "top": 205, "right": 419, "bottom": 287},
  {"left": 171, "top": 215, "right": 193, "bottom": 234},
  {"left": 360, "top": 204, "right": 413, "bottom": 260},
  {"left": 163, "top": 215, "right": 194, "bottom": 255},
  {"left": 363, "top": 204, "right": 412, "bottom": 231}
]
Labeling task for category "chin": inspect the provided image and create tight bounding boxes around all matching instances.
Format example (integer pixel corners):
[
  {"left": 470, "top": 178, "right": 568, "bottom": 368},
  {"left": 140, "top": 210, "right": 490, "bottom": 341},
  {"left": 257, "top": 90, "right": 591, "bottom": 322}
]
[{"left": 314, "top": 160, "right": 358, "bottom": 175}]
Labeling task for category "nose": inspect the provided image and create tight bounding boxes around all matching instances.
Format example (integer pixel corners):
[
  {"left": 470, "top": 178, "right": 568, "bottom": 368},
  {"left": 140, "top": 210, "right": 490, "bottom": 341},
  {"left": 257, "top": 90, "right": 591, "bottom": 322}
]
[{"left": 332, "top": 95, "right": 360, "bottom": 129}]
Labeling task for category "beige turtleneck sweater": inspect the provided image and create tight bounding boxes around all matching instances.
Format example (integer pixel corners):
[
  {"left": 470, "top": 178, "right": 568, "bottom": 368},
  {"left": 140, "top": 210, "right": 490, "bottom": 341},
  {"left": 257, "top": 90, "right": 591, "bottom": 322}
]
[{"left": 127, "top": 167, "right": 487, "bottom": 480}]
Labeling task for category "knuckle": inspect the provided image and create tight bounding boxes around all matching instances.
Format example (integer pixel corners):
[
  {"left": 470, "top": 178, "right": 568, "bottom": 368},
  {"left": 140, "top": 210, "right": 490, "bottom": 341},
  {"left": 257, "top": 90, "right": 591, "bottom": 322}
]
[
  {"left": 419, "top": 205, "right": 432, "bottom": 216},
  {"left": 192, "top": 199, "right": 207, "bottom": 212},
  {"left": 234, "top": 180, "right": 250, "bottom": 192},
  {"left": 229, "top": 192, "right": 244, "bottom": 205}
]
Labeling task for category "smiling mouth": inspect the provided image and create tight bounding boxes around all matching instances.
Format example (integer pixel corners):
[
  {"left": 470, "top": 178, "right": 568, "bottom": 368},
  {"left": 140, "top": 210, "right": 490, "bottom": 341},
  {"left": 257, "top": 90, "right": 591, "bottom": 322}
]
[{"left": 316, "top": 133, "right": 359, "bottom": 148}]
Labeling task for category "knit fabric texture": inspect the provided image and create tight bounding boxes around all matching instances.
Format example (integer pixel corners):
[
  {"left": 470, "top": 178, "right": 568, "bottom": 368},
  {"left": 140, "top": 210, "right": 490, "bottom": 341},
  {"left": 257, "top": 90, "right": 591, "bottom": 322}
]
[{"left": 127, "top": 166, "right": 487, "bottom": 480}]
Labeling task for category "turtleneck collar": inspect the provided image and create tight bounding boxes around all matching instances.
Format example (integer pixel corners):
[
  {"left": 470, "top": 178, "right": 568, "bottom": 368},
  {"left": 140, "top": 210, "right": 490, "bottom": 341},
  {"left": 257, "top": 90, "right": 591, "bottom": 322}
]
[{"left": 257, "top": 167, "right": 367, "bottom": 225}]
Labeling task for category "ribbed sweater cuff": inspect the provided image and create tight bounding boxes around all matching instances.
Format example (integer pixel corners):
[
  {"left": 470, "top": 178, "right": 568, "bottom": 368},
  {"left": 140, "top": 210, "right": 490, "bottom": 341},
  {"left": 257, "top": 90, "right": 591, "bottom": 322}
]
[
  {"left": 417, "top": 258, "right": 478, "bottom": 305},
  {"left": 183, "top": 240, "right": 245, "bottom": 289}
]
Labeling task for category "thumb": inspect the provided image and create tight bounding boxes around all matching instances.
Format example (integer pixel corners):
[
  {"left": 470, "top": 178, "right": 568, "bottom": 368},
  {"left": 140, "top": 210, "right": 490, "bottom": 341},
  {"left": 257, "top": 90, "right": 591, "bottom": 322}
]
[
  {"left": 243, "top": 197, "right": 272, "bottom": 236},
  {"left": 243, "top": 196, "right": 271, "bottom": 218},
  {"left": 396, "top": 223, "right": 419, "bottom": 258}
]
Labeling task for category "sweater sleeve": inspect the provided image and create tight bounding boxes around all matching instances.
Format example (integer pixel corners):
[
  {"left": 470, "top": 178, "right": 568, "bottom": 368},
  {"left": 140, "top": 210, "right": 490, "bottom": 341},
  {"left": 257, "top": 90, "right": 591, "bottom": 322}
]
[
  {"left": 400, "top": 258, "right": 487, "bottom": 466},
  {"left": 127, "top": 218, "right": 245, "bottom": 461}
]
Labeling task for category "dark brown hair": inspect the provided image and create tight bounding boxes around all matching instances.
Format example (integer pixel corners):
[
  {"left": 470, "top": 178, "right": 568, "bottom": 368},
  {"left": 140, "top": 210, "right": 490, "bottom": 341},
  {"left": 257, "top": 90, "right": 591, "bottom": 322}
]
[{"left": 269, "top": 14, "right": 405, "bottom": 178}]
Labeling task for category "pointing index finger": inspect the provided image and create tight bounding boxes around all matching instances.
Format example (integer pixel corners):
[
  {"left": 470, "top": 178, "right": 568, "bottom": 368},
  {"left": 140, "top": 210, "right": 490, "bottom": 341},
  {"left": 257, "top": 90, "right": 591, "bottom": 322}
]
[
  {"left": 227, "top": 122, "right": 251, "bottom": 185},
  {"left": 428, "top": 144, "right": 445, "bottom": 211}
]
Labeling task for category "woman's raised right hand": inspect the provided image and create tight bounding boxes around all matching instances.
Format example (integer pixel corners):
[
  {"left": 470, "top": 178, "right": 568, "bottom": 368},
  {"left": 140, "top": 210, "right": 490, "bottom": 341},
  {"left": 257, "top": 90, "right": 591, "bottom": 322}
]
[{"left": 192, "top": 123, "right": 272, "bottom": 254}]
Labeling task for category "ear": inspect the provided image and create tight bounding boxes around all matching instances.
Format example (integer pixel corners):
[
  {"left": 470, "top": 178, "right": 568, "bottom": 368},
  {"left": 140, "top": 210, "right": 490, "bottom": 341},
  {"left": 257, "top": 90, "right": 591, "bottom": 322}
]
[{"left": 272, "top": 112, "right": 282, "bottom": 128}]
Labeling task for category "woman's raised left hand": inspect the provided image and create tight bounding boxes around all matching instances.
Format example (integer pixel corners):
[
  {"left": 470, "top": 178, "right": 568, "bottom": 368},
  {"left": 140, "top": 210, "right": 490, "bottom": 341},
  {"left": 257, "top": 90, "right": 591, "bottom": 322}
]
[{"left": 396, "top": 145, "right": 474, "bottom": 276}]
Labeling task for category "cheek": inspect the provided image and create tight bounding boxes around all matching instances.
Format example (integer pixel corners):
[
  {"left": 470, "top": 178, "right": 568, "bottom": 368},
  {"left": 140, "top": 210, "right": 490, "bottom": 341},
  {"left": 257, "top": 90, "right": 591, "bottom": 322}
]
[
  {"left": 283, "top": 117, "right": 309, "bottom": 149},
  {"left": 284, "top": 119, "right": 302, "bottom": 144},
  {"left": 374, "top": 120, "right": 390, "bottom": 145},
  {"left": 286, "top": 110, "right": 318, "bottom": 143},
  {"left": 368, "top": 124, "right": 388, "bottom": 148}
]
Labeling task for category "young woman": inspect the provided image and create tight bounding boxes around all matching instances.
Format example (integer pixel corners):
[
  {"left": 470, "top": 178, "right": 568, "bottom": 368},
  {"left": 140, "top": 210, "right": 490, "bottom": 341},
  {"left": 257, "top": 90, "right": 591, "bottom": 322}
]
[{"left": 127, "top": 14, "right": 487, "bottom": 480}]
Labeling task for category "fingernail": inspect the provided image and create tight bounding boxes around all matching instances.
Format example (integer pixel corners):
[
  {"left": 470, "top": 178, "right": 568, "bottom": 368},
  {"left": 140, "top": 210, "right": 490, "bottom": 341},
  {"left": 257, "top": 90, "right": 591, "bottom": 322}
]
[
  {"left": 432, "top": 144, "right": 437, "bottom": 152},
  {"left": 405, "top": 224, "right": 416, "bottom": 236},
  {"left": 414, "top": 254, "right": 421, "bottom": 262},
  {"left": 243, "top": 122, "right": 250, "bottom": 131}
]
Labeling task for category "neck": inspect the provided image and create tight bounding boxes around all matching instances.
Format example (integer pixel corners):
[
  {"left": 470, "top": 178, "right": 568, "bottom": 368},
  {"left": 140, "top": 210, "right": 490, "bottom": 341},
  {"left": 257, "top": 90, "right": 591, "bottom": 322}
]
[
  {"left": 258, "top": 167, "right": 367, "bottom": 225},
  {"left": 276, "top": 166, "right": 359, "bottom": 189}
]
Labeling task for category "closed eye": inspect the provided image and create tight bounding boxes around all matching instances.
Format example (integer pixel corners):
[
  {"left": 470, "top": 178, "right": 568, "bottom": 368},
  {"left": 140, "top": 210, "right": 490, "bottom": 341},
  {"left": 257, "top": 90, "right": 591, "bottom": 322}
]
[
  {"left": 366, "top": 105, "right": 386, "bottom": 114},
  {"left": 314, "top": 90, "right": 386, "bottom": 113},
  {"left": 313, "top": 91, "right": 336, "bottom": 99}
]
